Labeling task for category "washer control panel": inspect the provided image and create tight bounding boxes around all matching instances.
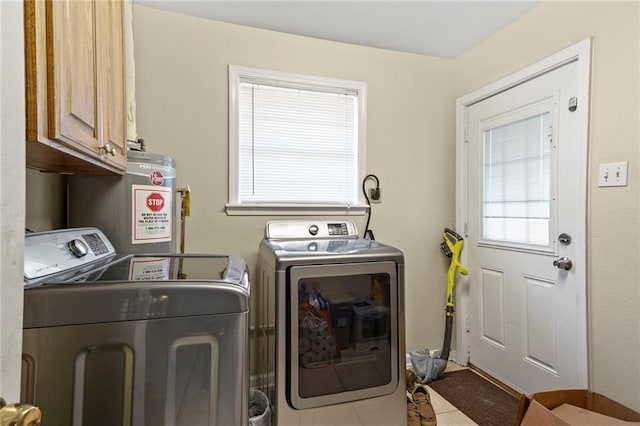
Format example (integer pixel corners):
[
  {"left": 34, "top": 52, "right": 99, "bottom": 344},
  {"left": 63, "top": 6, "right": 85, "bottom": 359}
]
[
  {"left": 327, "top": 222, "right": 350, "bottom": 236},
  {"left": 266, "top": 220, "right": 358, "bottom": 240},
  {"left": 24, "top": 228, "right": 116, "bottom": 281}
]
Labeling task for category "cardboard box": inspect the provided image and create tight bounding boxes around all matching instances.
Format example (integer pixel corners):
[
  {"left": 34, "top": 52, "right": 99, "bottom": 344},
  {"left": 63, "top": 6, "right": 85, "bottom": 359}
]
[{"left": 514, "top": 389, "right": 640, "bottom": 426}]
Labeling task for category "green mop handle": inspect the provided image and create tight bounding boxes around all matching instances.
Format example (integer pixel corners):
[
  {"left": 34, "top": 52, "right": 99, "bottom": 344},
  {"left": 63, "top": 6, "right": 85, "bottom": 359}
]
[
  {"left": 444, "top": 230, "right": 468, "bottom": 312},
  {"left": 440, "top": 228, "right": 468, "bottom": 361}
]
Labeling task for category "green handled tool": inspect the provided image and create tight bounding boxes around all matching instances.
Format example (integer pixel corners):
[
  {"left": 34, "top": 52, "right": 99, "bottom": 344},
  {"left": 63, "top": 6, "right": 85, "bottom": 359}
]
[{"left": 439, "top": 228, "right": 468, "bottom": 361}]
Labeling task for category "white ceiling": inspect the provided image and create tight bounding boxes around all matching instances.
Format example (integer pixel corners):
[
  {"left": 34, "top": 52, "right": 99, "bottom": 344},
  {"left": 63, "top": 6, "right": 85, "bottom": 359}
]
[{"left": 136, "top": 1, "right": 541, "bottom": 59}]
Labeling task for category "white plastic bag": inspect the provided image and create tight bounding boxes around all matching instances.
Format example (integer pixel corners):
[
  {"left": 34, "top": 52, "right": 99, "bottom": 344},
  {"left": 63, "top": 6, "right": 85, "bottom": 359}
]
[
  {"left": 248, "top": 389, "right": 271, "bottom": 426},
  {"left": 409, "top": 348, "right": 448, "bottom": 384}
]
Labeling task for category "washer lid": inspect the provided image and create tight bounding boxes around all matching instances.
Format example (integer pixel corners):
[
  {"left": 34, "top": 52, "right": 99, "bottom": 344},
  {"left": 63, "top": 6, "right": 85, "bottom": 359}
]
[
  {"left": 90, "top": 254, "right": 248, "bottom": 285},
  {"left": 267, "top": 237, "right": 382, "bottom": 255},
  {"left": 260, "top": 237, "right": 404, "bottom": 269},
  {"left": 23, "top": 254, "right": 249, "bottom": 328}
]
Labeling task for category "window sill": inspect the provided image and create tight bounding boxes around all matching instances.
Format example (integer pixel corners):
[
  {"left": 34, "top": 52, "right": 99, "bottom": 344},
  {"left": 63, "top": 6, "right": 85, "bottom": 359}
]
[{"left": 225, "top": 203, "right": 369, "bottom": 216}]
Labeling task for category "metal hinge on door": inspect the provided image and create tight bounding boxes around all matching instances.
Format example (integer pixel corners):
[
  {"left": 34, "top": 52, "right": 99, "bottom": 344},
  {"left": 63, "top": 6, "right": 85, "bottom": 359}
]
[{"left": 464, "top": 126, "right": 469, "bottom": 143}]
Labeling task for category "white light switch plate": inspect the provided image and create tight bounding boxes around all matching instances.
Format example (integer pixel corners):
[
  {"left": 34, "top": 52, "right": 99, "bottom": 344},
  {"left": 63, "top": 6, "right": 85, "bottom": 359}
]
[{"left": 598, "top": 161, "right": 628, "bottom": 187}]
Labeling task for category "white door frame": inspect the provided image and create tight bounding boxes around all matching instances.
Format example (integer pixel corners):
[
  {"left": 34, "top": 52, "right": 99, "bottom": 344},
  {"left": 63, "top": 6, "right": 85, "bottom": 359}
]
[
  {"left": 454, "top": 39, "right": 591, "bottom": 386},
  {"left": 0, "top": 0, "right": 26, "bottom": 400}
]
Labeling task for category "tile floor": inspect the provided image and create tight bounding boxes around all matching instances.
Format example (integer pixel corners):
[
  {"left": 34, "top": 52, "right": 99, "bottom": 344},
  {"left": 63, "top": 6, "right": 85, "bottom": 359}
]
[{"left": 283, "top": 362, "right": 478, "bottom": 425}]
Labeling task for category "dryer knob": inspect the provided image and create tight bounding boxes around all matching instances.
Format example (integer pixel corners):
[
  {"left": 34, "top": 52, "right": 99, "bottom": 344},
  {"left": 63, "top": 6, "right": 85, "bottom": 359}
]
[
  {"left": 308, "top": 225, "right": 319, "bottom": 236},
  {"left": 68, "top": 239, "right": 88, "bottom": 258}
]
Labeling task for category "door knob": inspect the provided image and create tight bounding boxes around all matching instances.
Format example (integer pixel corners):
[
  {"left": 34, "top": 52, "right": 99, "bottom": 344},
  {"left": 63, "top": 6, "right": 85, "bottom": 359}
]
[
  {"left": 553, "top": 257, "right": 573, "bottom": 271},
  {"left": 0, "top": 397, "right": 42, "bottom": 426}
]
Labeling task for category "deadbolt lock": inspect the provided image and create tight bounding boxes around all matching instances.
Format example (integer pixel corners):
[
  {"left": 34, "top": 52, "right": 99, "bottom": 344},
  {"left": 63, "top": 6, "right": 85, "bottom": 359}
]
[{"left": 558, "top": 233, "right": 572, "bottom": 245}]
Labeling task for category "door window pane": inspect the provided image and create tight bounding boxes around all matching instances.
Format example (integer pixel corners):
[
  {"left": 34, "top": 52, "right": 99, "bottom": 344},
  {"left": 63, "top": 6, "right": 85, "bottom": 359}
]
[{"left": 482, "top": 112, "right": 551, "bottom": 246}]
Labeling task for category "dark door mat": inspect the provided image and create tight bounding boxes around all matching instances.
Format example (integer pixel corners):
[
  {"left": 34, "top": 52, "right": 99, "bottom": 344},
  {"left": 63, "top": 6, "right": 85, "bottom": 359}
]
[{"left": 428, "top": 369, "right": 519, "bottom": 426}]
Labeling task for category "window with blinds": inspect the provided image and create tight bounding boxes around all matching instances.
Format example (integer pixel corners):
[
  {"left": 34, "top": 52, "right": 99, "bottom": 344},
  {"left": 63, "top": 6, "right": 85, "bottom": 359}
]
[
  {"left": 482, "top": 112, "right": 552, "bottom": 246},
  {"left": 227, "top": 66, "right": 367, "bottom": 215}
]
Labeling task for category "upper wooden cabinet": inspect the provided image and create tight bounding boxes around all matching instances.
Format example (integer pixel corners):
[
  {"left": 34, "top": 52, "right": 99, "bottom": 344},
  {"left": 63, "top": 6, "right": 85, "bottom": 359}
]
[{"left": 25, "top": 0, "right": 127, "bottom": 174}]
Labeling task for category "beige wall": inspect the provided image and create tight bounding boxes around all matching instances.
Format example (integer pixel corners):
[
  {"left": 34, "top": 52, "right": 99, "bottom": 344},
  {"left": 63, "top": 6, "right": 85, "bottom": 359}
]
[
  {"left": 454, "top": 1, "right": 640, "bottom": 410},
  {"left": 132, "top": 5, "right": 456, "bottom": 355},
  {"left": 25, "top": 169, "right": 66, "bottom": 232}
]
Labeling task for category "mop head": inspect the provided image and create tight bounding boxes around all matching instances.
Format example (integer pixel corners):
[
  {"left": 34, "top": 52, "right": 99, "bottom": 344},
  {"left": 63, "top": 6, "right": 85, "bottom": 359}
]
[{"left": 409, "top": 349, "right": 448, "bottom": 384}]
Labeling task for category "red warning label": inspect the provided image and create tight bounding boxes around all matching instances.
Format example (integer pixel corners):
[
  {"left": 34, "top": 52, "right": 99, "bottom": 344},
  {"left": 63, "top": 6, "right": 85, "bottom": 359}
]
[
  {"left": 146, "top": 192, "right": 164, "bottom": 212},
  {"left": 132, "top": 184, "right": 172, "bottom": 244}
]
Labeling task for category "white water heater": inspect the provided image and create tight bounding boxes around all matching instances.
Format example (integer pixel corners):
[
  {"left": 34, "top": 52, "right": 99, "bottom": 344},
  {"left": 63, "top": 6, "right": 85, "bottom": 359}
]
[{"left": 68, "top": 150, "right": 177, "bottom": 254}]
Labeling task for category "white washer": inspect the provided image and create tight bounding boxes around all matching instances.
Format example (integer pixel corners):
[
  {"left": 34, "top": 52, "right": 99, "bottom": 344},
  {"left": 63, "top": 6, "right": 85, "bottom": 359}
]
[{"left": 256, "top": 220, "right": 406, "bottom": 425}]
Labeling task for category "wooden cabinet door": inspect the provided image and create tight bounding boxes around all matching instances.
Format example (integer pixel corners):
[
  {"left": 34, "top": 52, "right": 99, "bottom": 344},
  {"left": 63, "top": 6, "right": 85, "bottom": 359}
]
[
  {"left": 97, "top": 0, "right": 127, "bottom": 168},
  {"left": 47, "top": 0, "right": 101, "bottom": 154},
  {"left": 25, "top": 0, "right": 127, "bottom": 174}
]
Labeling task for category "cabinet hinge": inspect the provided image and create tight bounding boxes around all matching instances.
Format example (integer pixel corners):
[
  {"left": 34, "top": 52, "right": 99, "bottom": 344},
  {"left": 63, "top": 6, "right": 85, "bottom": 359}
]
[{"left": 464, "top": 127, "right": 469, "bottom": 143}]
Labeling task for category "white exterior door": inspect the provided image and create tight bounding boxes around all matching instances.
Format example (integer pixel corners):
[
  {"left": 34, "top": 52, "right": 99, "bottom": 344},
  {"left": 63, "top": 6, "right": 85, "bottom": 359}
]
[{"left": 462, "top": 45, "right": 589, "bottom": 393}]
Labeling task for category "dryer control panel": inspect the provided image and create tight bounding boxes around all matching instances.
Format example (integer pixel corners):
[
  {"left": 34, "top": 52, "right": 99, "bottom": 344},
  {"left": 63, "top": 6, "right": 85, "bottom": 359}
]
[
  {"left": 24, "top": 228, "right": 116, "bottom": 282},
  {"left": 266, "top": 220, "right": 358, "bottom": 240}
]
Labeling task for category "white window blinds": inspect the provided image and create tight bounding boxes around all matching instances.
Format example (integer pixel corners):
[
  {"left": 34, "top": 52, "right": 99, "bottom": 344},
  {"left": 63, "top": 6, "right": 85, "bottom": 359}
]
[
  {"left": 239, "top": 83, "right": 358, "bottom": 204},
  {"left": 228, "top": 66, "right": 367, "bottom": 214},
  {"left": 482, "top": 112, "right": 552, "bottom": 246}
]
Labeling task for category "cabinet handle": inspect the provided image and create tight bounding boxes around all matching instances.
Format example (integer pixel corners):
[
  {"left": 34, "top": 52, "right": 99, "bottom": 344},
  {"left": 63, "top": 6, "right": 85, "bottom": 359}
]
[{"left": 99, "top": 143, "right": 117, "bottom": 156}]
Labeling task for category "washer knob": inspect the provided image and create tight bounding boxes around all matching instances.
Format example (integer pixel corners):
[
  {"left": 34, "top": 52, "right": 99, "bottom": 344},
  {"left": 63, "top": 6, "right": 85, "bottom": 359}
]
[
  {"left": 308, "top": 225, "right": 319, "bottom": 236},
  {"left": 68, "top": 239, "right": 88, "bottom": 258}
]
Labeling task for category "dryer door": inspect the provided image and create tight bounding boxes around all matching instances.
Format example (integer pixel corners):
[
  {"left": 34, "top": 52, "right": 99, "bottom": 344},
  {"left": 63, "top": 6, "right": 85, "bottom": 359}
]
[{"left": 288, "top": 261, "right": 399, "bottom": 409}]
